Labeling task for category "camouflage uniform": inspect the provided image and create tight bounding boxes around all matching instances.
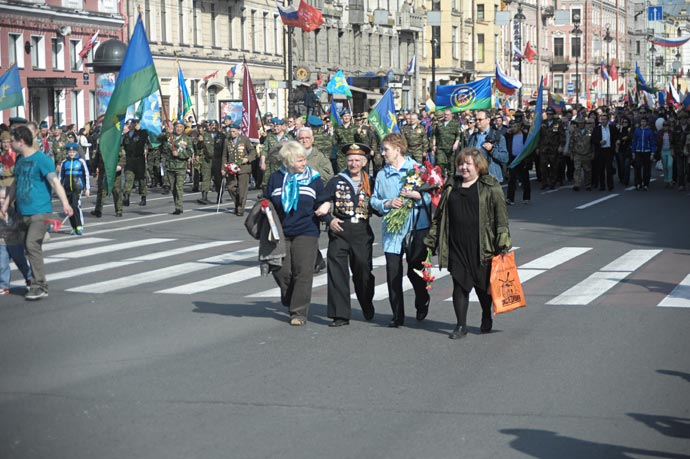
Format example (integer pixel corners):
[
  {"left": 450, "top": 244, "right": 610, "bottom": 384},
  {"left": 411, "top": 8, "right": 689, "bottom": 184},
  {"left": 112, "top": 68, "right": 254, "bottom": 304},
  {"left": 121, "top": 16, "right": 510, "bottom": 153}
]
[
  {"left": 52, "top": 134, "right": 69, "bottom": 169},
  {"left": 224, "top": 134, "right": 257, "bottom": 215},
  {"left": 355, "top": 124, "right": 380, "bottom": 175},
  {"left": 569, "top": 123, "right": 594, "bottom": 190},
  {"left": 92, "top": 142, "right": 125, "bottom": 217},
  {"left": 261, "top": 132, "right": 290, "bottom": 188},
  {"left": 402, "top": 123, "right": 430, "bottom": 163},
  {"left": 312, "top": 128, "right": 334, "bottom": 168},
  {"left": 433, "top": 119, "right": 463, "bottom": 177},
  {"left": 122, "top": 127, "right": 149, "bottom": 205},
  {"left": 162, "top": 131, "right": 193, "bottom": 213},
  {"left": 333, "top": 123, "right": 357, "bottom": 173},
  {"left": 538, "top": 118, "right": 566, "bottom": 188},
  {"left": 195, "top": 131, "right": 216, "bottom": 203},
  {"left": 147, "top": 145, "right": 165, "bottom": 189}
]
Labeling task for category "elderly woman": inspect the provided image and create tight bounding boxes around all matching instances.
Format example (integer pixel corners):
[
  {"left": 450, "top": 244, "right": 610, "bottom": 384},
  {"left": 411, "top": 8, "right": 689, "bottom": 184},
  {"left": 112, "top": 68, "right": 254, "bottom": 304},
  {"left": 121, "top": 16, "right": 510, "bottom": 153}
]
[
  {"left": 318, "top": 143, "right": 375, "bottom": 327},
  {"left": 424, "top": 147, "right": 511, "bottom": 340},
  {"left": 263, "top": 141, "right": 327, "bottom": 326},
  {"left": 370, "top": 133, "right": 431, "bottom": 328}
]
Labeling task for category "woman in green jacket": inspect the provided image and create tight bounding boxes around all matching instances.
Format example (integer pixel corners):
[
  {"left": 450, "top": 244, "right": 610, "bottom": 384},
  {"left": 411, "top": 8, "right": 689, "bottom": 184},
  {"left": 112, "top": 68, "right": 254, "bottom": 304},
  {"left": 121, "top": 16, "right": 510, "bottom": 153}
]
[{"left": 424, "top": 147, "right": 511, "bottom": 339}]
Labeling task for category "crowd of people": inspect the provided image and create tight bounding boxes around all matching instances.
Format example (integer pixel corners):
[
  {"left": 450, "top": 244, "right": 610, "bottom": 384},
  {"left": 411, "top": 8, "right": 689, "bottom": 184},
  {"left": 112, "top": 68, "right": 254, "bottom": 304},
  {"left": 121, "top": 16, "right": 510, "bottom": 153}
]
[{"left": 1, "top": 101, "right": 688, "bottom": 340}]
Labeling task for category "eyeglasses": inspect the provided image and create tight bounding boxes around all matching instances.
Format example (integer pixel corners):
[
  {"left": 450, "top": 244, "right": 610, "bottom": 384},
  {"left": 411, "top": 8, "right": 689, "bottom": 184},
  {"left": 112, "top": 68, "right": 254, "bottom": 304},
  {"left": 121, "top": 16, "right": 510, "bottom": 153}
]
[{"left": 476, "top": 117, "right": 488, "bottom": 121}]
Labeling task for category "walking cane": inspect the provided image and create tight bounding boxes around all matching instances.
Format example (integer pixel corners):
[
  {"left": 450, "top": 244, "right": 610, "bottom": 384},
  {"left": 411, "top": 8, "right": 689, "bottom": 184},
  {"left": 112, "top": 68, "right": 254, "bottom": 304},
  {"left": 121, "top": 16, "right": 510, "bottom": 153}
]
[{"left": 216, "top": 176, "right": 226, "bottom": 214}]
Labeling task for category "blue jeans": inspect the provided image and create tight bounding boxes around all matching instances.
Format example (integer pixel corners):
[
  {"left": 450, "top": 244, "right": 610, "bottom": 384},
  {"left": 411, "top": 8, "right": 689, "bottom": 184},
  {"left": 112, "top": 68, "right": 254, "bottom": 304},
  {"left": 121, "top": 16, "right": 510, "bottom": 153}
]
[
  {"left": 661, "top": 149, "right": 674, "bottom": 184},
  {"left": 0, "top": 244, "right": 32, "bottom": 289}
]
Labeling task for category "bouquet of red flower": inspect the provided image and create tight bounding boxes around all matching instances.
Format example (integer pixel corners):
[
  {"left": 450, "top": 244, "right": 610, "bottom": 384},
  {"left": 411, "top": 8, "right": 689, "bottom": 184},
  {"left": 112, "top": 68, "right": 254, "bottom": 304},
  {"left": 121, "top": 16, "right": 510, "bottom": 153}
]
[
  {"left": 414, "top": 248, "right": 436, "bottom": 290},
  {"left": 383, "top": 162, "right": 445, "bottom": 234},
  {"left": 224, "top": 163, "right": 241, "bottom": 175}
]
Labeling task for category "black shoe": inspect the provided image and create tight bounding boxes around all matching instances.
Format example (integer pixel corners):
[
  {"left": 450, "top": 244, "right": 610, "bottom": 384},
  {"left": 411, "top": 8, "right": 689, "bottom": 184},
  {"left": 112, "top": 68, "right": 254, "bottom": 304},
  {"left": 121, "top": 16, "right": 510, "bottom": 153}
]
[
  {"left": 90, "top": 210, "right": 102, "bottom": 218},
  {"left": 416, "top": 309, "right": 428, "bottom": 321},
  {"left": 139, "top": 196, "right": 146, "bottom": 206},
  {"left": 449, "top": 326, "right": 468, "bottom": 340},
  {"left": 162, "top": 188, "right": 170, "bottom": 195},
  {"left": 172, "top": 209, "right": 183, "bottom": 215},
  {"left": 362, "top": 306, "right": 375, "bottom": 321},
  {"left": 329, "top": 319, "right": 350, "bottom": 327},
  {"left": 573, "top": 186, "right": 580, "bottom": 191},
  {"left": 115, "top": 212, "right": 123, "bottom": 217},
  {"left": 123, "top": 194, "right": 130, "bottom": 206},
  {"left": 313, "top": 259, "right": 326, "bottom": 274},
  {"left": 481, "top": 319, "right": 493, "bottom": 334},
  {"left": 388, "top": 320, "right": 403, "bottom": 328}
]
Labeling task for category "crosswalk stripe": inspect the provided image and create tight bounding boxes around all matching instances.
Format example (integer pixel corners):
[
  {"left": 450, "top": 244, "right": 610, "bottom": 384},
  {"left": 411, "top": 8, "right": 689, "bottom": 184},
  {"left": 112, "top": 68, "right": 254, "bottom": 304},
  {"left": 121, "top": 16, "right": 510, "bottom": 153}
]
[
  {"left": 67, "top": 247, "right": 259, "bottom": 294},
  {"left": 45, "top": 238, "right": 175, "bottom": 262},
  {"left": 46, "top": 241, "right": 240, "bottom": 282},
  {"left": 657, "top": 274, "right": 690, "bottom": 308},
  {"left": 547, "top": 249, "right": 662, "bottom": 305},
  {"left": 43, "top": 237, "right": 112, "bottom": 252},
  {"left": 371, "top": 268, "right": 449, "bottom": 302},
  {"left": 444, "top": 247, "right": 591, "bottom": 302}
]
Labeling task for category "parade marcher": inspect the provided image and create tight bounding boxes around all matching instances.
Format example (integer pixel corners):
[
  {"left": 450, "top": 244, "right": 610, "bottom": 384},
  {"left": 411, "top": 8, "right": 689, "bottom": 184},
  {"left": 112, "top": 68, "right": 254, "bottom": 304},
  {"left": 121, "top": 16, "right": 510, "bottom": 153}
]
[
  {"left": 402, "top": 112, "right": 430, "bottom": 164},
  {"left": 51, "top": 125, "right": 69, "bottom": 172},
  {"left": 333, "top": 109, "right": 357, "bottom": 173},
  {"left": 591, "top": 113, "right": 619, "bottom": 191},
  {"left": 467, "top": 110, "right": 509, "bottom": 183},
  {"left": 631, "top": 117, "right": 656, "bottom": 191},
  {"left": 672, "top": 114, "right": 689, "bottom": 191},
  {"left": 505, "top": 120, "right": 531, "bottom": 203},
  {"left": 223, "top": 122, "right": 256, "bottom": 216},
  {"left": 162, "top": 121, "right": 193, "bottom": 214},
  {"left": 370, "top": 133, "right": 431, "bottom": 328},
  {"left": 121, "top": 118, "right": 149, "bottom": 207},
  {"left": 0, "top": 126, "right": 73, "bottom": 300},
  {"left": 355, "top": 114, "right": 378, "bottom": 174},
  {"left": 570, "top": 118, "right": 594, "bottom": 191},
  {"left": 656, "top": 120, "right": 674, "bottom": 188},
  {"left": 147, "top": 138, "right": 164, "bottom": 190},
  {"left": 432, "top": 109, "right": 463, "bottom": 178},
  {"left": 210, "top": 119, "right": 228, "bottom": 202},
  {"left": 59, "top": 142, "right": 90, "bottom": 235},
  {"left": 424, "top": 147, "right": 511, "bottom": 339},
  {"left": 262, "top": 118, "right": 290, "bottom": 189},
  {"left": 308, "top": 115, "right": 335, "bottom": 172},
  {"left": 195, "top": 121, "right": 216, "bottom": 204},
  {"left": 317, "top": 143, "right": 376, "bottom": 326},
  {"left": 91, "top": 135, "right": 126, "bottom": 217},
  {"left": 263, "top": 141, "right": 328, "bottom": 326},
  {"left": 616, "top": 117, "right": 633, "bottom": 187},
  {"left": 536, "top": 107, "right": 565, "bottom": 189}
]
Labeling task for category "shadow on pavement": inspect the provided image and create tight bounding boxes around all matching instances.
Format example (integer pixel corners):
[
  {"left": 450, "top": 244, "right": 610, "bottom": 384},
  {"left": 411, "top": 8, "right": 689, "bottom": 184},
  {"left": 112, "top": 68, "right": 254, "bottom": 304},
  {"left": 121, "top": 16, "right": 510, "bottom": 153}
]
[
  {"left": 657, "top": 369, "right": 690, "bottom": 384},
  {"left": 628, "top": 413, "right": 690, "bottom": 439},
  {"left": 500, "top": 428, "right": 690, "bottom": 459},
  {"left": 191, "top": 300, "right": 331, "bottom": 326}
]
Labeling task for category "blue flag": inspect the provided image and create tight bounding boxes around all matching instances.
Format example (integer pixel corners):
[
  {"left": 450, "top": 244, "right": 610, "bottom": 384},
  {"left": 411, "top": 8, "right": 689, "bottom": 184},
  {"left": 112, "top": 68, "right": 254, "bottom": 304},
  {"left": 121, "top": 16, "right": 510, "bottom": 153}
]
[
  {"left": 635, "top": 62, "right": 656, "bottom": 93},
  {"left": 329, "top": 98, "right": 342, "bottom": 126},
  {"left": 509, "top": 77, "right": 543, "bottom": 169},
  {"left": 177, "top": 63, "right": 193, "bottom": 121},
  {"left": 0, "top": 64, "right": 24, "bottom": 111},
  {"left": 326, "top": 70, "right": 352, "bottom": 97},
  {"left": 137, "top": 92, "right": 163, "bottom": 147},
  {"left": 435, "top": 77, "right": 493, "bottom": 113},
  {"left": 367, "top": 88, "right": 400, "bottom": 139}
]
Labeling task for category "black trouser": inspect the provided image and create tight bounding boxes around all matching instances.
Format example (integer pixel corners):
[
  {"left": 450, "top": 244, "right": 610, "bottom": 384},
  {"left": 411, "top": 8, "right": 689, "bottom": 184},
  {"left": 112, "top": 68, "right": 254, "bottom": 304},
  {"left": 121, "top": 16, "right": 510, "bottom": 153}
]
[
  {"left": 66, "top": 189, "right": 83, "bottom": 229},
  {"left": 595, "top": 147, "right": 615, "bottom": 190},
  {"left": 272, "top": 235, "right": 319, "bottom": 319},
  {"left": 384, "top": 229, "right": 430, "bottom": 325},
  {"left": 451, "top": 279, "right": 493, "bottom": 330},
  {"left": 633, "top": 152, "right": 652, "bottom": 187},
  {"left": 507, "top": 162, "right": 531, "bottom": 202},
  {"left": 326, "top": 221, "right": 375, "bottom": 320}
]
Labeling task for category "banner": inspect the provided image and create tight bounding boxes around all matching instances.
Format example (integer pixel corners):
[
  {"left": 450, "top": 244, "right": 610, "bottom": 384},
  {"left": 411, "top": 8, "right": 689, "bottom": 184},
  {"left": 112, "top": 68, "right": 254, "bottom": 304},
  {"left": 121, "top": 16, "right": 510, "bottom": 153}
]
[
  {"left": 435, "top": 77, "right": 492, "bottom": 113},
  {"left": 509, "top": 76, "right": 543, "bottom": 169},
  {"left": 241, "top": 64, "right": 260, "bottom": 141},
  {"left": 368, "top": 88, "right": 400, "bottom": 139},
  {"left": 0, "top": 65, "right": 24, "bottom": 111}
]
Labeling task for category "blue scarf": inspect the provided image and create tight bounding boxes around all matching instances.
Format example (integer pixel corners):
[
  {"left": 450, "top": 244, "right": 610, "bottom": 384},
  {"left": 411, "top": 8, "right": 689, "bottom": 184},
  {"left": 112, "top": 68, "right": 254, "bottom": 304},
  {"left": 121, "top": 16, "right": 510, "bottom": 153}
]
[{"left": 280, "top": 165, "right": 320, "bottom": 213}]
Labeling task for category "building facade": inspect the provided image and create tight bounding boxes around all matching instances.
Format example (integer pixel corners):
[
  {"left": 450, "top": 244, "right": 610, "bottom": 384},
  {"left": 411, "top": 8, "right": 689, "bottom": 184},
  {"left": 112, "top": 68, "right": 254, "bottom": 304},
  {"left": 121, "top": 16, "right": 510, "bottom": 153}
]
[{"left": 0, "top": 0, "right": 125, "bottom": 126}]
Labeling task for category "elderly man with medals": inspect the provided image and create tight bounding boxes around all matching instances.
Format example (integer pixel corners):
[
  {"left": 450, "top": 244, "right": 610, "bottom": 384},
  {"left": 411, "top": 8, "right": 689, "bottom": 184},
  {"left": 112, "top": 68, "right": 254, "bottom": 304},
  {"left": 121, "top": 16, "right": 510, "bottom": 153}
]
[{"left": 318, "top": 143, "right": 376, "bottom": 327}]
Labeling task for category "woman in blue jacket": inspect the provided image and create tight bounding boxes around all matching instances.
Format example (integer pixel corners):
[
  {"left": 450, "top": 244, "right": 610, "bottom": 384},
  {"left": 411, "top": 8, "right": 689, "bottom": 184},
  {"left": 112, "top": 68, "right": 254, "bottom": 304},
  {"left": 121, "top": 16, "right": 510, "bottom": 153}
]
[{"left": 370, "top": 133, "right": 431, "bottom": 327}]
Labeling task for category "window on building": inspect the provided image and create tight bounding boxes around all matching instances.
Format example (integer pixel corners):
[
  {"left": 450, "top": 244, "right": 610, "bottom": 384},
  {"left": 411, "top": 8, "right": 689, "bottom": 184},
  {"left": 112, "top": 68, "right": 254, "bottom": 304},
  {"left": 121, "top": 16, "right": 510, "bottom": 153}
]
[
  {"left": 554, "top": 37, "right": 564, "bottom": 58},
  {"left": 250, "top": 10, "right": 257, "bottom": 52},
  {"left": 179, "top": 0, "right": 185, "bottom": 44},
  {"left": 160, "top": 0, "right": 168, "bottom": 42},
  {"left": 241, "top": 10, "right": 246, "bottom": 50},
  {"left": 144, "top": 0, "right": 152, "bottom": 33},
  {"left": 89, "top": 90, "right": 96, "bottom": 121},
  {"left": 452, "top": 26, "right": 458, "bottom": 59},
  {"left": 571, "top": 36, "right": 581, "bottom": 58},
  {"left": 478, "top": 34, "right": 485, "bottom": 62},
  {"left": 31, "top": 35, "right": 46, "bottom": 69},
  {"left": 636, "top": 40, "right": 640, "bottom": 55},
  {"left": 52, "top": 37, "right": 64, "bottom": 70},
  {"left": 228, "top": 5, "right": 235, "bottom": 49},
  {"left": 70, "top": 39, "right": 82, "bottom": 71},
  {"left": 477, "top": 4, "right": 485, "bottom": 21},
  {"left": 192, "top": 0, "right": 198, "bottom": 46},
  {"left": 263, "top": 12, "right": 268, "bottom": 54},
  {"left": 554, "top": 74, "right": 564, "bottom": 93},
  {"left": 70, "top": 90, "right": 80, "bottom": 129},
  {"left": 274, "top": 15, "right": 280, "bottom": 55},
  {"left": 211, "top": 4, "right": 217, "bottom": 47}
]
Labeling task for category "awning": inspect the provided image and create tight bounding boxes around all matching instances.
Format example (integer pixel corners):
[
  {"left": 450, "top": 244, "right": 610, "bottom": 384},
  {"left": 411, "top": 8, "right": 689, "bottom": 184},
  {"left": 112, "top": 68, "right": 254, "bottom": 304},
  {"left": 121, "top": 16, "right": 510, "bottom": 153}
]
[{"left": 27, "top": 77, "right": 77, "bottom": 88}]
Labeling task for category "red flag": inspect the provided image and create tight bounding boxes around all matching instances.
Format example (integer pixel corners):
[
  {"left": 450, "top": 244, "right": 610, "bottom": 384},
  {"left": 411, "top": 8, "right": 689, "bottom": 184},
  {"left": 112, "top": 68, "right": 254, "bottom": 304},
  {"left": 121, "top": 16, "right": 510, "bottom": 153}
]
[
  {"left": 523, "top": 41, "right": 536, "bottom": 63},
  {"left": 315, "top": 72, "right": 324, "bottom": 86},
  {"left": 203, "top": 70, "right": 219, "bottom": 82},
  {"left": 543, "top": 74, "right": 549, "bottom": 88},
  {"left": 591, "top": 79, "right": 598, "bottom": 87},
  {"left": 297, "top": 0, "right": 324, "bottom": 32},
  {"left": 610, "top": 59, "right": 618, "bottom": 81},
  {"left": 79, "top": 31, "right": 99, "bottom": 59},
  {"left": 681, "top": 68, "right": 685, "bottom": 77},
  {"left": 241, "top": 64, "right": 260, "bottom": 142},
  {"left": 619, "top": 82, "right": 625, "bottom": 92}
]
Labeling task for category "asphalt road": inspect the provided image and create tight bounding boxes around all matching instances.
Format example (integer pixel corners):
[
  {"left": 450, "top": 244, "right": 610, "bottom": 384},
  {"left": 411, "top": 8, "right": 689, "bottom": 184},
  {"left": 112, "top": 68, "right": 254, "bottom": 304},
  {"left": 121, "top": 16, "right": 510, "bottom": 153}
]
[{"left": 1, "top": 174, "right": 689, "bottom": 459}]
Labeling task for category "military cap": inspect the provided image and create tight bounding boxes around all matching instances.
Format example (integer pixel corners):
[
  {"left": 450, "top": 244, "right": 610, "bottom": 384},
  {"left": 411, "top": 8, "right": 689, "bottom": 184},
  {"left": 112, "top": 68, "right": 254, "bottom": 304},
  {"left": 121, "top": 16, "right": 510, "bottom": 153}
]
[
  {"left": 306, "top": 115, "right": 322, "bottom": 127},
  {"left": 545, "top": 107, "right": 555, "bottom": 114},
  {"left": 173, "top": 120, "right": 185, "bottom": 126},
  {"left": 39, "top": 121, "right": 48, "bottom": 129},
  {"left": 9, "top": 117, "right": 27, "bottom": 126},
  {"left": 340, "top": 108, "right": 351, "bottom": 116},
  {"left": 51, "top": 124, "right": 60, "bottom": 130},
  {"left": 230, "top": 122, "right": 241, "bottom": 129},
  {"left": 271, "top": 118, "right": 285, "bottom": 125},
  {"left": 208, "top": 120, "right": 218, "bottom": 125},
  {"left": 65, "top": 142, "right": 79, "bottom": 150},
  {"left": 341, "top": 143, "right": 371, "bottom": 156},
  {"left": 264, "top": 112, "right": 273, "bottom": 119},
  {"left": 223, "top": 114, "right": 233, "bottom": 120}
]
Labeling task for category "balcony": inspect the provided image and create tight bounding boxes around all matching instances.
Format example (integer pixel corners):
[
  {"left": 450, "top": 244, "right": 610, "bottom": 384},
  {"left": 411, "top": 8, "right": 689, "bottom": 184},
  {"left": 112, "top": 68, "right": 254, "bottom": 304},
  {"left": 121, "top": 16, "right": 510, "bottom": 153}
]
[{"left": 396, "top": 11, "right": 424, "bottom": 32}]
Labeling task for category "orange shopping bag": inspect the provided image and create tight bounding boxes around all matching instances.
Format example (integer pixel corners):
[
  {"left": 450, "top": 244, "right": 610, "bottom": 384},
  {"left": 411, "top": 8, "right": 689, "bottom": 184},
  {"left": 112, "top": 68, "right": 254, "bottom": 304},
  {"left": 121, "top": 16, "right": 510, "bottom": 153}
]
[{"left": 490, "top": 252, "right": 526, "bottom": 315}]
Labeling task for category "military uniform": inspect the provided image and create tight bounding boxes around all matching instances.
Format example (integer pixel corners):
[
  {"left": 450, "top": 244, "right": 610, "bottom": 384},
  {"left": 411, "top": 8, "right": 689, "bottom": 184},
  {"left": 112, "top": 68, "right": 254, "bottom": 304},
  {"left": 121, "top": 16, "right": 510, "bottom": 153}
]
[
  {"left": 569, "top": 122, "right": 594, "bottom": 190},
  {"left": 122, "top": 127, "right": 149, "bottom": 206},
  {"left": 91, "top": 142, "right": 125, "bottom": 217},
  {"left": 355, "top": 123, "right": 379, "bottom": 175},
  {"left": 210, "top": 131, "right": 226, "bottom": 201},
  {"left": 195, "top": 131, "right": 216, "bottom": 203},
  {"left": 162, "top": 131, "right": 193, "bottom": 213},
  {"left": 402, "top": 123, "right": 430, "bottom": 163},
  {"left": 224, "top": 134, "right": 257, "bottom": 215},
  {"left": 538, "top": 116, "right": 565, "bottom": 188},
  {"left": 333, "top": 123, "right": 357, "bottom": 172},
  {"left": 433, "top": 118, "right": 463, "bottom": 177},
  {"left": 312, "top": 129, "right": 334, "bottom": 168},
  {"left": 52, "top": 134, "right": 69, "bottom": 169},
  {"left": 261, "top": 132, "right": 290, "bottom": 188},
  {"left": 147, "top": 145, "right": 165, "bottom": 189}
]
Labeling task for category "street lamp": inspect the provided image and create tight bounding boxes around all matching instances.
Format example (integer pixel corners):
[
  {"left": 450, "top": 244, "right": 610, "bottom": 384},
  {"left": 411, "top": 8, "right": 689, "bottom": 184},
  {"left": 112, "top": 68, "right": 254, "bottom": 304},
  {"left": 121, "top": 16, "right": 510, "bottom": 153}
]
[
  {"left": 431, "top": 38, "right": 438, "bottom": 102},
  {"left": 603, "top": 24, "right": 613, "bottom": 105},
  {"left": 571, "top": 14, "right": 583, "bottom": 106},
  {"left": 514, "top": 3, "right": 526, "bottom": 106}
]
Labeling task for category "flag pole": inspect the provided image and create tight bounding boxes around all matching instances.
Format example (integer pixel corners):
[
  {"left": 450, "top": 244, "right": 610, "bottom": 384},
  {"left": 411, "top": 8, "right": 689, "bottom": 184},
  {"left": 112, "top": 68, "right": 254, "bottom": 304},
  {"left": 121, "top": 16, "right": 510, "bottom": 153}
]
[{"left": 157, "top": 86, "right": 177, "bottom": 156}]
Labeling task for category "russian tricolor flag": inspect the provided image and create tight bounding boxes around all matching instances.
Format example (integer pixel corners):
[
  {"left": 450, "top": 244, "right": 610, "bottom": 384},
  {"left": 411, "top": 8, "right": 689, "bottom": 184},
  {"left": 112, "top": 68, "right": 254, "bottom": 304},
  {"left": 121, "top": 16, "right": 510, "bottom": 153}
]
[
  {"left": 495, "top": 61, "right": 522, "bottom": 96},
  {"left": 648, "top": 35, "right": 690, "bottom": 48},
  {"left": 405, "top": 55, "right": 416, "bottom": 74},
  {"left": 600, "top": 60, "right": 610, "bottom": 81}
]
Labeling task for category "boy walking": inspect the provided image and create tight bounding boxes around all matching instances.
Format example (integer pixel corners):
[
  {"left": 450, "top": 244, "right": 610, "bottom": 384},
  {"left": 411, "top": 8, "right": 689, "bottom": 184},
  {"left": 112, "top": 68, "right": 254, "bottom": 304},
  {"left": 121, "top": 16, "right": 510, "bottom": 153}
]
[{"left": 59, "top": 142, "right": 90, "bottom": 235}]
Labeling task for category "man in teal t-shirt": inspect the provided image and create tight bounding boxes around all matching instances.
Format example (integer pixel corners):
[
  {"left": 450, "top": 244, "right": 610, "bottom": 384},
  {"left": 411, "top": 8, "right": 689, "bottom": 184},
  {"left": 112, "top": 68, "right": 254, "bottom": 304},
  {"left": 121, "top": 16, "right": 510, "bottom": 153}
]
[{"left": 0, "top": 126, "right": 73, "bottom": 300}]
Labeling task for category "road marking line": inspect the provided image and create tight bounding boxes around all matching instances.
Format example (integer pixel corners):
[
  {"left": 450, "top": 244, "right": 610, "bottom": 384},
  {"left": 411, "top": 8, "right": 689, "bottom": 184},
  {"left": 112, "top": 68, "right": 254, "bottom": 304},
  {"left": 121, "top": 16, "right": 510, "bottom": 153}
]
[
  {"left": 48, "top": 261, "right": 139, "bottom": 282},
  {"left": 575, "top": 194, "right": 619, "bottom": 209},
  {"left": 45, "top": 238, "right": 175, "bottom": 260},
  {"left": 657, "top": 274, "right": 690, "bottom": 308},
  {"left": 520, "top": 247, "right": 592, "bottom": 269},
  {"left": 547, "top": 249, "right": 662, "bottom": 305},
  {"left": 43, "top": 237, "right": 112, "bottom": 251},
  {"left": 127, "top": 241, "right": 239, "bottom": 261},
  {"left": 371, "top": 268, "right": 449, "bottom": 302},
  {"left": 68, "top": 247, "right": 259, "bottom": 294}
]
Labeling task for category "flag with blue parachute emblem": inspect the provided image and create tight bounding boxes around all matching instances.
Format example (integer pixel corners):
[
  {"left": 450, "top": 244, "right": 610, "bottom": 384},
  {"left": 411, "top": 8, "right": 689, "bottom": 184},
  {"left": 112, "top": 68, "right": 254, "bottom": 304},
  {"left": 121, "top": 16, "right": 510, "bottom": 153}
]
[
  {"left": 326, "top": 70, "right": 352, "bottom": 98},
  {"left": 509, "top": 76, "right": 544, "bottom": 169},
  {"left": 177, "top": 62, "right": 193, "bottom": 121},
  {"left": 367, "top": 88, "right": 400, "bottom": 139},
  {"left": 435, "top": 77, "right": 492, "bottom": 113},
  {"left": 329, "top": 98, "right": 342, "bottom": 126},
  {"left": 136, "top": 92, "right": 162, "bottom": 147},
  {"left": 0, "top": 64, "right": 24, "bottom": 111}
]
